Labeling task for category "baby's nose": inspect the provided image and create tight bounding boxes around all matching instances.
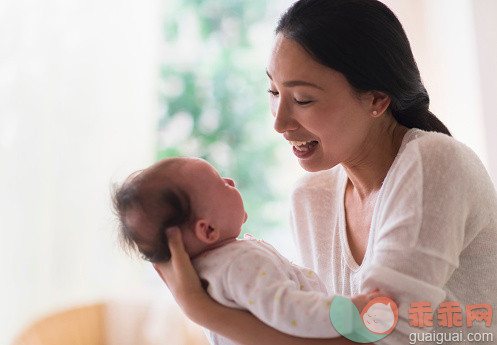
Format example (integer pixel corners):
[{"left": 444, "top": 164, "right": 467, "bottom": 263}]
[{"left": 224, "top": 178, "right": 235, "bottom": 187}]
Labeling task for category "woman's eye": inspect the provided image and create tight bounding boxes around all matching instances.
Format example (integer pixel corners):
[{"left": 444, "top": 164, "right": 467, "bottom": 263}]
[
  {"left": 294, "top": 99, "right": 312, "bottom": 105},
  {"left": 268, "top": 89, "right": 312, "bottom": 105}
]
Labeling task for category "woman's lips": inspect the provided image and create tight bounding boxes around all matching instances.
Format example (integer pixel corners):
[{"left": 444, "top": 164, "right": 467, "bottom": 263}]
[{"left": 290, "top": 140, "right": 319, "bottom": 158}]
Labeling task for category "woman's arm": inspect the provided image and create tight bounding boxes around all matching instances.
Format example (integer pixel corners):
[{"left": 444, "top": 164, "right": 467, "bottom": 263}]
[
  {"left": 154, "top": 227, "right": 376, "bottom": 345},
  {"left": 191, "top": 294, "right": 369, "bottom": 345}
]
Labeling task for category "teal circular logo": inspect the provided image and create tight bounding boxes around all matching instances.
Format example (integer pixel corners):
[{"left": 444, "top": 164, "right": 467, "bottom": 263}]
[{"left": 330, "top": 296, "right": 399, "bottom": 343}]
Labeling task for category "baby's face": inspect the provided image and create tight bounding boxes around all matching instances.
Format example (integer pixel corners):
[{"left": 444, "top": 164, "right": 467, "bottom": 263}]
[{"left": 170, "top": 158, "right": 247, "bottom": 240}]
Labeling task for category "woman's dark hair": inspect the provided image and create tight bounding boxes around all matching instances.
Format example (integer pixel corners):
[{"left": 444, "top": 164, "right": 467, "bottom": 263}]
[
  {"left": 276, "top": 0, "right": 451, "bottom": 136},
  {"left": 112, "top": 165, "right": 193, "bottom": 263}
]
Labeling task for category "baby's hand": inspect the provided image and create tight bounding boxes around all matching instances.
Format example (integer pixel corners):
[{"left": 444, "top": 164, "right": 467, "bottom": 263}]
[{"left": 348, "top": 288, "right": 393, "bottom": 312}]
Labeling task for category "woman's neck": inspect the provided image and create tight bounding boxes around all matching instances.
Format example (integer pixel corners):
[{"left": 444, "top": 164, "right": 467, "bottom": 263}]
[{"left": 341, "top": 122, "right": 410, "bottom": 202}]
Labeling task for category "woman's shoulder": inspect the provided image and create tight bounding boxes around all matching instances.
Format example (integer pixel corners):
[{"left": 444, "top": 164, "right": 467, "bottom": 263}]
[
  {"left": 393, "top": 129, "right": 497, "bottom": 212},
  {"left": 407, "top": 129, "right": 475, "bottom": 157},
  {"left": 403, "top": 129, "right": 489, "bottom": 180}
]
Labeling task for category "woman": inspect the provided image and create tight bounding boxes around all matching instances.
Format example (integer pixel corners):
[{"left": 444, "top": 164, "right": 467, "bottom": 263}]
[{"left": 154, "top": 0, "right": 497, "bottom": 344}]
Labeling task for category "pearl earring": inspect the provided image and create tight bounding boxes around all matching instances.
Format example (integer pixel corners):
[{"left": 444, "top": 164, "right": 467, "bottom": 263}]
[{"left": 372, "top": 111, "right": 378, "bottom": 115}]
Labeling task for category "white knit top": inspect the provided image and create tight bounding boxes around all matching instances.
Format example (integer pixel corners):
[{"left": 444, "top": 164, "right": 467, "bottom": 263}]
[{"left": 290, "top": 128, "right": 497, "bottom": 344}]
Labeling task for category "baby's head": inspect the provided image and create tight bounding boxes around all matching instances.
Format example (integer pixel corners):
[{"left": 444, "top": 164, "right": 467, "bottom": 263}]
[{"left": 112, "top": 157, "right": 247, "bottom": 262}]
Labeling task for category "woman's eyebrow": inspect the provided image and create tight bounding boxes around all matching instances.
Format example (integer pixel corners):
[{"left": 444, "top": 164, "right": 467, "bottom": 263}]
[{"left": 266, "top": 70, "right": 324, "bottom": 90}]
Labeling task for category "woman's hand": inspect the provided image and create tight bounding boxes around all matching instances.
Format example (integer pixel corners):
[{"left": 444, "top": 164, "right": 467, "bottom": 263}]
[
  {"left": 152, "top": 226, "right": 209, "bottom": 319},
  {"left": 348, "top": 288, "right": 394, "bottom": 313}
]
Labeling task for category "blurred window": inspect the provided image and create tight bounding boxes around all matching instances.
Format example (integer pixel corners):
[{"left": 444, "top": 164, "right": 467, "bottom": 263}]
[{"left": 159, "top": 0, "right": 295, "bottom": 237}]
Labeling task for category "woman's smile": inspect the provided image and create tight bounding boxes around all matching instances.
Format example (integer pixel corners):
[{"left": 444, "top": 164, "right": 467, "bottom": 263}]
[{"left": 290, "top": 140, "right": 319, "bottom": 158}]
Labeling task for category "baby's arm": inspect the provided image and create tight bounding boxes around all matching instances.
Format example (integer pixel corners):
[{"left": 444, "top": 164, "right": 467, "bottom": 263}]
[
  {"left": 223, "top": 251, "right": 385, "bottom": 338},
  {"left": 154, "top": 227, "right": 380, "bottom": 345}
]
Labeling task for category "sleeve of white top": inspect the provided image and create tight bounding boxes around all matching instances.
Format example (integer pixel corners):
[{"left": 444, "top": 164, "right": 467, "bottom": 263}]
[
  {"left": 225, "top": 249, "right": 339, "bottom": 338},
  {"left": 360, "top": 134, "right": 479, "bottom": 344}
]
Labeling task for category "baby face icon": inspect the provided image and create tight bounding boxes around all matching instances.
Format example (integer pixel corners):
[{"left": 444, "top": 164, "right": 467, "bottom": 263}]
[{"left": 360, "top": 297, "right": 399, "bottom": 335}]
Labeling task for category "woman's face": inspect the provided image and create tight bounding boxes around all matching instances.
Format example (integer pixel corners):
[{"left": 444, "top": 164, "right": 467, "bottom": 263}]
[{"left": 267, "top": 33, "right": 373, "bottom": 172}]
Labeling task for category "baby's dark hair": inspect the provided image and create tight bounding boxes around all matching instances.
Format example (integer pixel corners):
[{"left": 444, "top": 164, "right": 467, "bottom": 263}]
[{"left": 112, "top": 159, "right": 194, "bottom": 263}]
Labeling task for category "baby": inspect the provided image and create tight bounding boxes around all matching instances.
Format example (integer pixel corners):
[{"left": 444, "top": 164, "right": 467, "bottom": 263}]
[{"left": 112, "top": 157, "right": 384, "bottom": 343}]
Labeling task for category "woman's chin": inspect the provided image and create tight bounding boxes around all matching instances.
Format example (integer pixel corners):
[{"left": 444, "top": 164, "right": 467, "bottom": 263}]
[{"left": 298, "top": 156, "right": 337, "bottom": 173}]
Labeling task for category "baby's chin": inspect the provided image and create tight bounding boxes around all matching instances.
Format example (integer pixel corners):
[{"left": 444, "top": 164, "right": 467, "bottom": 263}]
[{"left": 243, "top": 211, "right": 248, "bottom": 223}]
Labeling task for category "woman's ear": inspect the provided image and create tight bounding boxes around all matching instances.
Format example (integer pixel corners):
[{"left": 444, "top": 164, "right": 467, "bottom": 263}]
[
  {"left": 193, "top": 219, "right": 220, "bottom": 244},
  {"left": 368, "top": 90, "right": 391, "bottom": 117}
]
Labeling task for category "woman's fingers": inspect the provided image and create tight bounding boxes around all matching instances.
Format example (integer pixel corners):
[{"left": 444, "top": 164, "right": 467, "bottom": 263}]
[
  {"left": 350, "top": 288, "right": 396, "bottom": 312},
  {"left": 153, "top": 226, "right": 202, "bottom": 291},
  {"left": 366, "top": 288, "right": 393, "bottom": 299},
  {"left": 152, "top": 227, "right": 183, "bottom": 288},
  {"left": 367, "top": 291, "right": 386, "bottom": 301},
  {"left": 165, "top": 226, "right": 187, "bottom": 260},
  {"left": 152, "top": 226, "right": 208, "bottom": 318},
  {"left": 152, "top": 226, "right": 186, "bottom": 282}
]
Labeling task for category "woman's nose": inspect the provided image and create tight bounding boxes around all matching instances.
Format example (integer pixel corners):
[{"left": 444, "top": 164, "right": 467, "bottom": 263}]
[{"left": 272, "top": 99, "right": 298, "bottom": 134}]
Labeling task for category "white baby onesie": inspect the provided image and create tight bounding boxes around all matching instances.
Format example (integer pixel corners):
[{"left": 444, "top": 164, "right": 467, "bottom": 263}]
[{"left": 191, "top": 234, "right": 340, "bottom": 345}]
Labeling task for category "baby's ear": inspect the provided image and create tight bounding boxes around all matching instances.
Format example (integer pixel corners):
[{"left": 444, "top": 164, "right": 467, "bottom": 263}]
[{"left": 194, "top": 219, "right": 220, "bottom": 244}]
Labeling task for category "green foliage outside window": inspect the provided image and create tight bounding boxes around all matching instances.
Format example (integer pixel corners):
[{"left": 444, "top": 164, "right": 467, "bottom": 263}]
[{"left": 159, "top": 0, "right": 287, "bottom": 237}]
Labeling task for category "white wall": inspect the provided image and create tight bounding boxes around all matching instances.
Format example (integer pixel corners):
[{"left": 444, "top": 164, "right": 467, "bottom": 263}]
[
  {"left": 383, "top": 0, "right": 497, "bottom": 185},
  {"left": 0, "top": 0, "right": 162, "bottom": 343},
  {"left": 473, "top": 0, "right": 497, "bottom": 186}
]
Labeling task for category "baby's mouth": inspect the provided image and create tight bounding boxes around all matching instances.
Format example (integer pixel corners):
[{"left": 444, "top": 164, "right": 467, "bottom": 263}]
[{"left": 288, "top": 140, "right": 319, "bottom": 152}]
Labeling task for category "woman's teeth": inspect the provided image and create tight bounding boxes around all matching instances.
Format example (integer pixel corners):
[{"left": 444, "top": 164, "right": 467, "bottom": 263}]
[{"left": 289, "top": 140, "right": 318, "bottom": 152}]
